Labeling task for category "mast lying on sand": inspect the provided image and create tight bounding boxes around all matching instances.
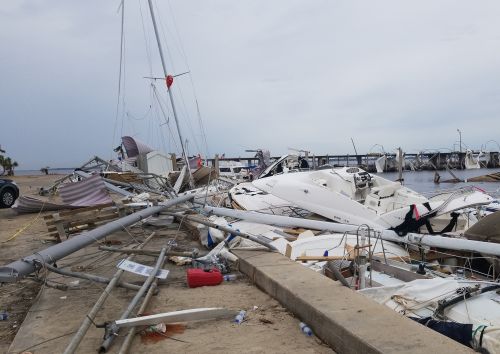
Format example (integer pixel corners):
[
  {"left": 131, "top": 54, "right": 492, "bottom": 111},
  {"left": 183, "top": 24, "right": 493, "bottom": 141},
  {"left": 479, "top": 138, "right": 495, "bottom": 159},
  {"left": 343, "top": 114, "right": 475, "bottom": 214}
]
[{"left": 0, "top": 194, "right": 194, "bottom": 283}]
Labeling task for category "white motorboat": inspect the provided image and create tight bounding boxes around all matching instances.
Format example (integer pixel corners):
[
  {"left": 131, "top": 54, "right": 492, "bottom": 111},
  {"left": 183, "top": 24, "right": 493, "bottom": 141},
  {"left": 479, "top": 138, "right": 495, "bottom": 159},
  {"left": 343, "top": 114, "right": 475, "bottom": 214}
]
[
  {"left": 218, "top": 161, "right": 250, "bottom": 182},
  {"left": 257, "top": 154, "right": 310, "bottom": 179},
  {"left": 464, "top": 149, "right": 482, "bottom": 169},
  {"left": 228, "top": 182, "right": 313, "bottom": 217},
  {"left": 252, "top": 166, "right": 494, "bottom": 233}
]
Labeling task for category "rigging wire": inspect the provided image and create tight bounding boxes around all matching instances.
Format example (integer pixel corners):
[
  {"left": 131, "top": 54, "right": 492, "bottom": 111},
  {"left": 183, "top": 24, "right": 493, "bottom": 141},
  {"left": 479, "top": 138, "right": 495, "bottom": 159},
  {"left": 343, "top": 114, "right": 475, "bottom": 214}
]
[
  {"left": 167, "top": 0, "right": 210, "bottom": 158},
  {"left": 125, "top": 105, "right": 152, "bottom": 121},
  {"left": 138, "top": 0, "right": 154, "bottom": 77},
  {"left": 150, "top": 85, "right": 171, "bottom": 153},
  {"left": 152, "top": 83, "right": 181, "bottom": 153}
]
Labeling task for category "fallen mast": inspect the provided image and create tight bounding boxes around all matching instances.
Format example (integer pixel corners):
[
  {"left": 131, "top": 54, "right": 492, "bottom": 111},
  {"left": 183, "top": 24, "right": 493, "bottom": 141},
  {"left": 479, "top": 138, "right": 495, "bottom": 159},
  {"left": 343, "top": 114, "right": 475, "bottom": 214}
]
[
  {"left": 0, "top": 194, "right": 194, "bottom": 283},
  {"left": 204, "top": 205, "right": 500, "bottom": 257}
]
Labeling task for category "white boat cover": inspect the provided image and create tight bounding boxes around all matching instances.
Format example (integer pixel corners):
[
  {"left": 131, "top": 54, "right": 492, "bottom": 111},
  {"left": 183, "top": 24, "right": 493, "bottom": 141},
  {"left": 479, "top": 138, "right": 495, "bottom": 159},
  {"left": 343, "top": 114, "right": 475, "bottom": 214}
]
[{"left": 360, "top": 277, "right": 500, "bottom": 353}]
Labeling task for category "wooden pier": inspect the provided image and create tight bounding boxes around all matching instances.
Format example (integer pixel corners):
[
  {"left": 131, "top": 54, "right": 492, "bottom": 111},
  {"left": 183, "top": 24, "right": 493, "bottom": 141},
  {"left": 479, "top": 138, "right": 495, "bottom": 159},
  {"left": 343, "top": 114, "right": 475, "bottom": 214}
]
[{"left": 206, "top": 151, "right": 500, "bottom": 173}]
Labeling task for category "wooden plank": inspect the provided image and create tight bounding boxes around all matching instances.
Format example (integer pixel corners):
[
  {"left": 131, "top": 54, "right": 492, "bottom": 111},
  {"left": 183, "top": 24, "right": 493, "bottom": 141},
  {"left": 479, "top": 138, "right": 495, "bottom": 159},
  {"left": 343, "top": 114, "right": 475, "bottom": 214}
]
[
  {"left": 46, "top": 214, "right": 120, "bottom": 234},
  {"left": 58, "top": 207, "right": 117, "bottom": 219},
  {"left": 371, "top": 261, "right": 428, "bottom": 282},
  {"left": 52, "top": 213, "right": 66, "bottom": 242},
  {"left": 283, "top": 228, "right": 320, "bottom": 236},
  {"left": 57, "top": 203, "right": 115, "bottom": 217},
  {"left": 285, "top": 243, "right": 292, "bottom": 258},
  {"left": 45, "top": 209, "right": 119, "bottom": 226}
]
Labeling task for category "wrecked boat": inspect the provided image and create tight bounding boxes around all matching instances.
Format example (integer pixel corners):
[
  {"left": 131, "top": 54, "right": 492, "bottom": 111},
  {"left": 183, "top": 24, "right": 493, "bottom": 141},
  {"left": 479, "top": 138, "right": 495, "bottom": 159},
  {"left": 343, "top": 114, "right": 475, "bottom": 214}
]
[{"left": 251, "top": 166, "right": 494, "bottom": 234}]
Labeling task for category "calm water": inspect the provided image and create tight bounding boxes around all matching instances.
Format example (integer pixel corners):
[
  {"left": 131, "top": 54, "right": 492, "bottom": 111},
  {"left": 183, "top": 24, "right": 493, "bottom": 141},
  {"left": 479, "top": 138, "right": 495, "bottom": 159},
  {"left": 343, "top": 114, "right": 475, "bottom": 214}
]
[
  {"left": 14, "top": 168, "right": 75, "bottom": 176},
  {"left": 377, "top": 168, "right": 500, "bottom": 198}
]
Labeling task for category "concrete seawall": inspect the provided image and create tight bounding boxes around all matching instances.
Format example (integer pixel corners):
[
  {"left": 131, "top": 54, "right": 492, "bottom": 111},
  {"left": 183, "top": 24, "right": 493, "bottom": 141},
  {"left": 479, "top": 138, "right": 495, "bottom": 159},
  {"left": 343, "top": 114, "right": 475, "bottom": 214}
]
[{"left": 234, "top": 250, "right": 474, "bottom": 354}]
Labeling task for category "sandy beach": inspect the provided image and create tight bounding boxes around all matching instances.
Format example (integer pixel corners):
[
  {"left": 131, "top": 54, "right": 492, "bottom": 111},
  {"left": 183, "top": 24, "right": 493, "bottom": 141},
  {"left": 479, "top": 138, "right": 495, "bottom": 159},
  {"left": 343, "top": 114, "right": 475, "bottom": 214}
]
[
  {"left": 0, "top": 175, "right": 333, "bottom": 353},
  {"left": 0, "top": 175, "right": 64, "bottom": 352}
]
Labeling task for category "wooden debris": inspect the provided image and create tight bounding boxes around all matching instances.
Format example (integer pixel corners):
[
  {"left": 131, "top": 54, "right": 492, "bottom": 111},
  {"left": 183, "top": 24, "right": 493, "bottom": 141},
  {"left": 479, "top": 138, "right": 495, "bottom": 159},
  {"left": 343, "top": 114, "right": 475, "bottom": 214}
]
[
  {"left": 467, "top": 172, "right": 500, "bottom": 182},
  {"left": 43, "top": 202, "right": 132, "bottom": 241}
]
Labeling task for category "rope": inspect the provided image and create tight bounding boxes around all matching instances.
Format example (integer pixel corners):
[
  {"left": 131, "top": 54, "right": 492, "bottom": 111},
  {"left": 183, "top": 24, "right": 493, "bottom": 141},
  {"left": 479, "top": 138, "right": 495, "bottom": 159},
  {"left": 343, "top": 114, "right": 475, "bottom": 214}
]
[{"left": 2, "top": 200, "right": 47, "bottom": 243}]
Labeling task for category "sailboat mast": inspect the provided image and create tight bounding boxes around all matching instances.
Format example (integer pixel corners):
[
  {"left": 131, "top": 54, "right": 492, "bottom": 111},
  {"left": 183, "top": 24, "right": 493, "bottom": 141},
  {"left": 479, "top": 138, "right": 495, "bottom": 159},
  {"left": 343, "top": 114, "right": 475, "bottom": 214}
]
[{"left": 147, "top": 0, "right": 195, "bottom": 187}]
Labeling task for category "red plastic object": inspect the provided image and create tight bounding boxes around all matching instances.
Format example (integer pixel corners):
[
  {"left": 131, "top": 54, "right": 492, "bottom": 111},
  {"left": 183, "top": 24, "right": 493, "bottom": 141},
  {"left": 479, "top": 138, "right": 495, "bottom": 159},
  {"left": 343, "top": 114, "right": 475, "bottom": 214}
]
[{"left": 187, "top": 268, "right": 223, "bottom": 288}]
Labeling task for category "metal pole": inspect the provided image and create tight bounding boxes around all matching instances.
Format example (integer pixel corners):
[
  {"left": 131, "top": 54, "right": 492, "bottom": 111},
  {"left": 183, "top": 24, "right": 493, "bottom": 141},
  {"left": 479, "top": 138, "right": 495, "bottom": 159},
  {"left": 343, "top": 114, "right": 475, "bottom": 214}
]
[
  {"left": 351, "top": 137, "right": 358, "bottom": 156},
  {"left": 45, "top": 263, "right": 141, "bottom": 291},
  {"left": 0, "top": 194, "right": 194, "bottom": 283},
  {"left": 118, "top": 281, "right": 158, "bottom": 354},
  {"left": 204, "top": 206, "right": 500, "bottom": 256},
  {"left": 167, "top": 212, "right": 278, "bottom": 251},
  {"left": 63, "top": 232, "right": 156, "bottom": 354},
  {"left": 397, "top": 147, "right": 403, "bottom": 184},
  {"left": 147, "top": 0, "right": 195, "bottom": 189},
  {"left": 459, "top": 129, "right": 462, "bottom": 153},
  {"left": 99, "top": 247, "right": 168, "bottom": 352},
  {"left": 98, "top": 245, "right": 198, "bottom": 258}
]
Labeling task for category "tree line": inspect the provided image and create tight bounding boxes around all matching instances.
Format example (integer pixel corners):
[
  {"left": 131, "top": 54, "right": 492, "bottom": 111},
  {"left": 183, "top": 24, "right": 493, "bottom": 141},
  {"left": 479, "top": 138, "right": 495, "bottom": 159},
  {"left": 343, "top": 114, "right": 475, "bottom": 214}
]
[{"left": 0, "top": 147, "right": 19, "bottom": 176}]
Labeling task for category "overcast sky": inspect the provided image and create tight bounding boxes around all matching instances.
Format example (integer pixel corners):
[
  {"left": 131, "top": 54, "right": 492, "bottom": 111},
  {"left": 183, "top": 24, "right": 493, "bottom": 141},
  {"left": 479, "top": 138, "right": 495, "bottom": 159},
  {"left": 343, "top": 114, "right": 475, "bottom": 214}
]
[{"left": 1, "top": 1, "right": 500, "bottom": 169}]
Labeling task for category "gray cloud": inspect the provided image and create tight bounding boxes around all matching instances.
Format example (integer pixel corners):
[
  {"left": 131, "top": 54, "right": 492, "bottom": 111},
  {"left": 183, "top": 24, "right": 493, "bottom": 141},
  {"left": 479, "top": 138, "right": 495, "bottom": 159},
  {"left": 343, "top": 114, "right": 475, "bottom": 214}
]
[{"left": 1, "top": 0, "right": 499, "bottom": 169}]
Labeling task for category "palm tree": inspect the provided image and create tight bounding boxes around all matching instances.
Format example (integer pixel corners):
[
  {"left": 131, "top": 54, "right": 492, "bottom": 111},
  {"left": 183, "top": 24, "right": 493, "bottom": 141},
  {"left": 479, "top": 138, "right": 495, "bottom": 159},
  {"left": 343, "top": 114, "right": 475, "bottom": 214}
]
[
  {"left": 4, "top": 157, "right": 12, "bottom": 176},
  {"left": 11, "top": 161, "right": 18, "bottom": 176}
]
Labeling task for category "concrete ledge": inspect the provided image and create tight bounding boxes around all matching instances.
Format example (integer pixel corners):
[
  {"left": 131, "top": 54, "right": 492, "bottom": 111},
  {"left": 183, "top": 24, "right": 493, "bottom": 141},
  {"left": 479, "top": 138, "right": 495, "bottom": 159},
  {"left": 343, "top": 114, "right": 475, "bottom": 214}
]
[{"left": 234, "top": 250, "right": 473, "bottom": 354}]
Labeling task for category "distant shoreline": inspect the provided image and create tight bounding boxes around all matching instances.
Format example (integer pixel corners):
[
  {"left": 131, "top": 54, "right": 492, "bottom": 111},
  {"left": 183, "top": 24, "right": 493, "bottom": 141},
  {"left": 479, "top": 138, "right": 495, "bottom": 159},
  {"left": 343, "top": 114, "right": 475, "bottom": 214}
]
[{"left": 14, "top": 168, "right": 75, "bottom": 176}]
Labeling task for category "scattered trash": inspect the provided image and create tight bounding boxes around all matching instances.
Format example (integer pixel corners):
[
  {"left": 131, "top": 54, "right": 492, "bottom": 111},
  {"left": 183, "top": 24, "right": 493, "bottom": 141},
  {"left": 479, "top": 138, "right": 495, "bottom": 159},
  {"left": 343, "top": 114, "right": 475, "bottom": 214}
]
[
  {"left": 118, "top": 259, "right": 169, "bottom": 279},
  {"left": 223, "top": 274, "right": 238, "bottom": 281},
  {"left": 0, "top": 311, "right": 9, "bottom": 321},
  {"left": 148, "top": 323, "right": 167, "bottom": 333},
  {"left": 299, "top": 322, "right": 313, "bottom": 336},
  {"left": 234, "top": 310, "right": 246, "bottom": 324},
  {"left": 140, "top": 323, "right": 186, "bottom": 344},
  {"left": 60, "top": 296, "right": 67, "bottom": 300},
  {"left": 169, "top": 256, "right": 192, "bottom": 266},
  {"left": 187, "top": 268, "right": 223, "bottom": 288},
  {"left": 252, "top": 305, "right": 259, "bottom": 311},
  {"left": 130, "top": 192, "right": 151, "bottom": 202}
]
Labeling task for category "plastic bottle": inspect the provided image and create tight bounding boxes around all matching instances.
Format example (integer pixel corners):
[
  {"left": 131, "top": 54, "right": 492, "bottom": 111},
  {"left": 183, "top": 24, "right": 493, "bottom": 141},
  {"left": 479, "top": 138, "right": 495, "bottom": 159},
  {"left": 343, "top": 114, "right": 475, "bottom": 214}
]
[
  {"left": 223, "top": 274, "right": 238, "bottom": 281},
  {"left": 299, "top": 322, "right": 313, "bottom": 336},
  {"left": 234, "top": 310, "right": 246, "bottom": 324}
]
